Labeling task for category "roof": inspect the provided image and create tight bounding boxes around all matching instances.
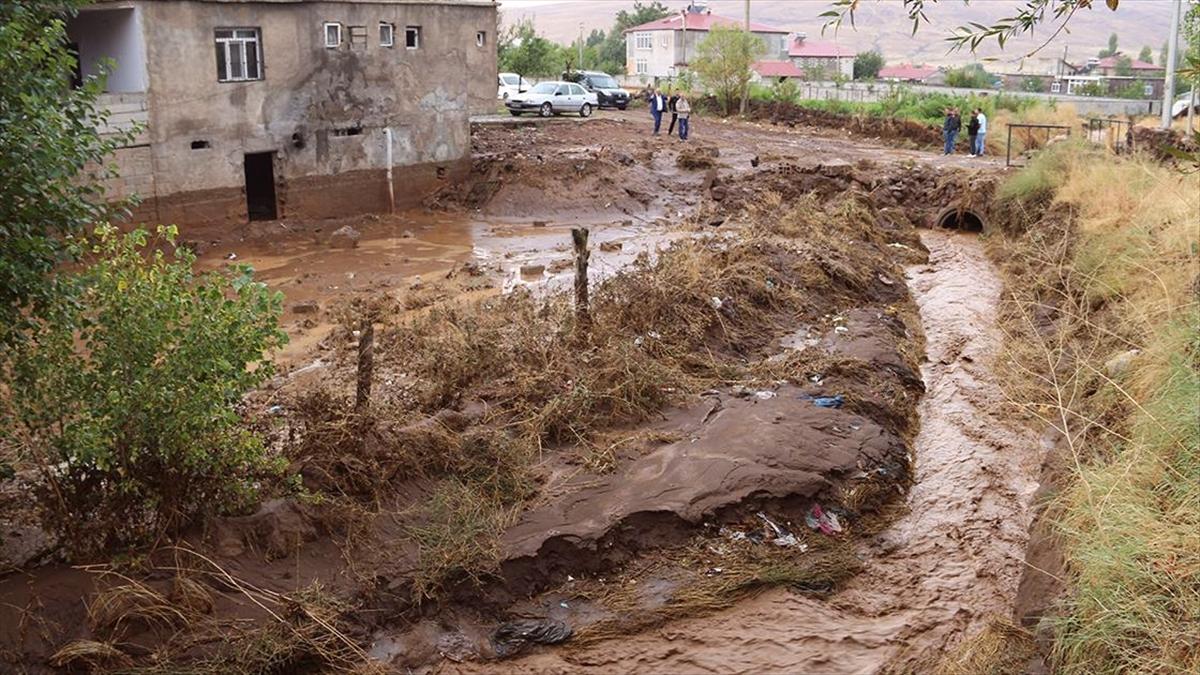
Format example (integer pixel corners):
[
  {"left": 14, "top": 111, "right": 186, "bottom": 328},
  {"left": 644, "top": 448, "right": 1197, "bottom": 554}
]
[
  {"left": 877, "top": 64, "right": 938, "bottom": 80},
  {"left": 1095, "top": 55, "right": 1162, "bottom": 71},
  {"left": 788, "top": 38, "right": 849, "bottom": 58},
  {"left": 752, "top": 60, "right": 805, "bottom": 78},
  {"left": 626, "top": 12, "right": 789, "bottom": 34}
]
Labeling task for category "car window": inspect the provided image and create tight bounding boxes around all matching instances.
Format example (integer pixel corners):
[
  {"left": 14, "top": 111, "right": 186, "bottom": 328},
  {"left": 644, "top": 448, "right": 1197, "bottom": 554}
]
[
  {"left": 589, "top": 75, "right": 619, "bottom": 89},
  {"left": 571, "top": 84, "right": 585, "bottom": 96},
  {"left": 554, "top": 86, "right": 568, "bottom": 96},
  {"left": 501, "top": 75, "right": 518, "bottom": 85},
  {"left": 531, "top": 82, "right": 557, "bottom": 94}
]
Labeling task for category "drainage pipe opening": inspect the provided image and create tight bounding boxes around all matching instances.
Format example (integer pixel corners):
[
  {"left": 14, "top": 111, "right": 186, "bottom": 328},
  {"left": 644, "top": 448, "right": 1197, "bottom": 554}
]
[{"left": 935, "top": 207, "right": 984, "bottom": 232}]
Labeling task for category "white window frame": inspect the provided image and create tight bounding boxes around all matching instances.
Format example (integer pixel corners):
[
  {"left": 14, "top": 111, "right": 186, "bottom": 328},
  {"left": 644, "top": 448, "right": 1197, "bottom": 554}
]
[
  {"left": 215, "top": 28, "right": 262, "bottom": 82},
  {"left": 635, "top": 58, "right": 648, "bottom": 74},
  {"left": 1050, "top": 81, "right": 1061, "bottom": 93},
  {"left": 324, "top": 22, "right": 341, "bottom": 48},
  {"left": 379, "top": 22, "right": 395, "bottom": 48},
  {"left": 1143, "top": 82, "right": 1153, "bottom": 96},
  {"left": 476, "top": 31, "right": 486, "bottom": 47},
  {"left": 405, "top": 25, "right": 420, "bottom": 50},
  {"left": 635, "top": 32, "right": 652, "bottom": 50}
]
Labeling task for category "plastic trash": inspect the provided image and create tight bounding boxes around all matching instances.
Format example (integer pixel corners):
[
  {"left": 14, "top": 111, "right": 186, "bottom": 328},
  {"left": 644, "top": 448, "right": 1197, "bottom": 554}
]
[
  {"left": 801, "top": 394, "right": 844, "bottom": 409},
  {"left": 491, "top": 619, "right": 572, "bottom": 658},
  {"left": 805, "top": 503, "right": 844, "bottom": 535}
]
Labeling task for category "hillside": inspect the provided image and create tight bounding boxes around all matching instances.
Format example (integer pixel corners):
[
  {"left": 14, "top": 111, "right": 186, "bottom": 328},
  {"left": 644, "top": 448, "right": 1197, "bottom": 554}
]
[{"left": 500, "top": 0, "right": 1175, "bottom": 69}]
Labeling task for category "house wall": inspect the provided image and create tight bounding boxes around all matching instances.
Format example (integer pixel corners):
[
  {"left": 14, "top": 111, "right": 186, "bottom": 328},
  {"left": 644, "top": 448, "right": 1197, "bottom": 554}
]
[
  {"left": 789, "top": 55, "right": 852, "bottom": 79},
  {"left": 627, "top": 28, "right": 786, "bottom": 79},
  {"left": 132, "top": 0, "right": 495, "bottom": 226}
]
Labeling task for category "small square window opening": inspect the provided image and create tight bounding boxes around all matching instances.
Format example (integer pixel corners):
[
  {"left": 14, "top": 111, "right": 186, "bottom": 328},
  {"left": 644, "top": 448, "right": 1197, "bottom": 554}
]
[
  {"left": 324, "top": 22, "right": 341, "bottom": 48},
  {"left": 349, "top": 25, "right": 367, "bottom": 50},
  {"left": 476, "top": 31, "right": 486, "bottom": 47},
  {"left": 405, "top": 26, "right": 420, "bottom": 49},
  {"left": 380, "top": 22, "right": 395, "bottom": 47}
]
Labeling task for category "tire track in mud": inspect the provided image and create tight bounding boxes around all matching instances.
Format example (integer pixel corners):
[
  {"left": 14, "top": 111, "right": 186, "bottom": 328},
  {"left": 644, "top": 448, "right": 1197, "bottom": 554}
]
[{"left": 452, "top": 229, "right": 1042, "bottom": 674}]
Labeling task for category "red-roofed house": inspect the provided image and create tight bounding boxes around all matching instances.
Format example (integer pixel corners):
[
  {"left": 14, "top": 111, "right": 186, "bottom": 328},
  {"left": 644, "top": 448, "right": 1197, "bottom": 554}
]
[
  {"left": 877, "top": 64, "right": 939, "bottom": 83},
  {"left": 750, "top": 60, "right": 805, "bottom": 83},
  {"left": 786, "top": 34, "right": 852, "bottom": 79},
  {"left": 624, "top": 1, "right": 789, "bottom": 80},
  {"left": 1094, "top": 54, "right": 1165, "bottom": 77}
]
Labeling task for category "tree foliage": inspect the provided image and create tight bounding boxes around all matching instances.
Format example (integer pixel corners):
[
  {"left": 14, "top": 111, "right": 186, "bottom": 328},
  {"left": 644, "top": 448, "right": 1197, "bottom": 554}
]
[
  {"left": 0, "top": 0, "right": 137, "bottom": 344},
  {"left": 1, "top": 226, "right": 287, "bottom": 555},
  {"left": 944, "top": 63, "right": 995, "bottom": 89},
  {"left": 1137, "top": 45, "right": 1153, "bottom": 63},
  {"left": 1114, "top": 54, "right": 1133, "bottom": 77},
  {"left": 1022, "top": 75, "right": 1045, "bottom": 92},
  {"left": 693, "top": 26, "right": 766, "bottom": 116},
  {"left": 1098, "top": 32, "right": 1119, "bottom": 58},
  {"left": 498, "top": 18, "right": 567, "bottom": 77},
  {"left": 853, "top": 50, "right": 884, "bottom": 79}
]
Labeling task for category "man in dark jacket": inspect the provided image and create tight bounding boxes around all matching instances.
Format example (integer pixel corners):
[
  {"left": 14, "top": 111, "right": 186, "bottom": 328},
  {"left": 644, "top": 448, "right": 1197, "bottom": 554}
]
[
  {"left": 942, "top": 108, "right": 961, "bottom": 155},
  {"left": 967, "top": 110, "right": 981, "bottom": 157},
  {"left": 648, "top": 88, "right": 667, "bottom": 135},
  {"left": 667, "top": 91, "right": 681, "bottom": 136}
]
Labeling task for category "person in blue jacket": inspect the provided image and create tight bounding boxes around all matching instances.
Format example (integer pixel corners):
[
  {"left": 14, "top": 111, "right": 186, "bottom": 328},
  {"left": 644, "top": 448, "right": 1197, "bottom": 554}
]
[{"left": 942, "top": 107, "right": 961, "bottom": 155}]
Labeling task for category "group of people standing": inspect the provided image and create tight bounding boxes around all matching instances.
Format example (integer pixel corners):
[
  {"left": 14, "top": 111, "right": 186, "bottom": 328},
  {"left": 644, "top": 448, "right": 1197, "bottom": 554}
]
[
  {"left": 942, "top": 107, "right": 988, "bottom": 157},
  {"left": 646, "top": 88, "right": 691, "bottom": 141}
]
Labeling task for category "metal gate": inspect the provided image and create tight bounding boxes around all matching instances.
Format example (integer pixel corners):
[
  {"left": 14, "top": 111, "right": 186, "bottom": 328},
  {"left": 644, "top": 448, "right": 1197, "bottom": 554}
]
[
  {"left": 1085, "top": 117, "right": 1133, "bottom": 153},
  {"left": 1005, "top": 123, "right": 1073, "bottom": 167}
]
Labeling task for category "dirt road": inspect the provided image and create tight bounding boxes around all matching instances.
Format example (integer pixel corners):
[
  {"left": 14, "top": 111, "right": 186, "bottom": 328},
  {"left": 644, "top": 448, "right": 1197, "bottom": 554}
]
[{"left": 448, "top": 230, "right": 1040, "bottom": 674}]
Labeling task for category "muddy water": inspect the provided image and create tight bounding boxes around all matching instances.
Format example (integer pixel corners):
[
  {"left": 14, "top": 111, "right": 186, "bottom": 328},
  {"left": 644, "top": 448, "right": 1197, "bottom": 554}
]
[{"left": 466, "top": 229, "right": 1041, "bottom": 674}]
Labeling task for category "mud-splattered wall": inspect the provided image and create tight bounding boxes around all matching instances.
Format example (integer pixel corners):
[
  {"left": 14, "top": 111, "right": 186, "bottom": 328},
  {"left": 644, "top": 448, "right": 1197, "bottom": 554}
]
[{"left": 125, "top": 0, "right": 496, "bottom": 226}]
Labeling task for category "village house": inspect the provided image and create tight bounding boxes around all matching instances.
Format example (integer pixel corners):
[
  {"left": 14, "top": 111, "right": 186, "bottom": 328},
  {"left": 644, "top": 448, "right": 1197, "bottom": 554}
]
[
  {"left": 785, "top": 34, "right": 852, "bottom": 79},
  {"left": 876, "top": 64, "right": 939, "bottom": 84},
  {"left": 624, "top": 1, "right": 788, "bottom": 80},
  {"left": 70, "top": 0, "right": 497, "bottom": 226},
  {"left": 999, "top": 53, "right": 1165, "bottom": 99}
]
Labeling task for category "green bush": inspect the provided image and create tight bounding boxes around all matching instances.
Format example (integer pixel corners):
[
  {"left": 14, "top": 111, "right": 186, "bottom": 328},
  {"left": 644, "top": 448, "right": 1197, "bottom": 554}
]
[{"left": 1, "top": 225, "right": 287, "bottom": 555}]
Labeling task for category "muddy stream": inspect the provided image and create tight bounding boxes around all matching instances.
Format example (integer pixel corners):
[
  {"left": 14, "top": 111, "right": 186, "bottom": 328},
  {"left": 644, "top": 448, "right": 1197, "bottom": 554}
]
[{"left": 447, "top": 228, "right": 1041, "bottom": 674}]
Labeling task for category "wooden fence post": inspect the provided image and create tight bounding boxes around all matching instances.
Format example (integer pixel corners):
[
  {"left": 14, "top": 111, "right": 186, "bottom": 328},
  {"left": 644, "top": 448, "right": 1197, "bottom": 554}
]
[
  {"left": 572, "top": 227, "right": 590, "bottom": 334},
  {"left": 355, "top": 316, "right": 374, "bottom": 411}
]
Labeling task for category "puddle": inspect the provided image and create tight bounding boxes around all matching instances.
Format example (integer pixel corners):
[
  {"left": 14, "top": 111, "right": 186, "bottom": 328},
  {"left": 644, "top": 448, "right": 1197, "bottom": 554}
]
[{"left": 455, "top": 229, "right": 1043, "bottom": 673}]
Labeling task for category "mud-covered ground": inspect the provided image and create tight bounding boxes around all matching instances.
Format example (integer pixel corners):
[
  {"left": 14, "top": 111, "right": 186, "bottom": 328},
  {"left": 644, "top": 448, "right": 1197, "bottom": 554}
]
[{"left": 0, "top": 114, "right": 1039, "bottom": 675}]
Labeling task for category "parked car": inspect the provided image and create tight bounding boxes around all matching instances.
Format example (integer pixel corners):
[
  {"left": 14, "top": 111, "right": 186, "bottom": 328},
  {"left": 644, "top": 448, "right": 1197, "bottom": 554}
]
[
  {"left": 497, "top": 72, "right": 533, "bottom": 100},
  {"left": 505, "top": 81, "right": 598, "bottom": 118},
  {"left": 563, "top": 70, "right": 630, "bottom": 110}
]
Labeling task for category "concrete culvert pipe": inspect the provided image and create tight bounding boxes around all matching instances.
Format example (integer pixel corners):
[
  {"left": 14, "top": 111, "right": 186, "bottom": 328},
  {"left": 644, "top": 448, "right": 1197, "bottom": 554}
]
[{"left": 935, "top": 206, "right": 984, "bottom": 232}]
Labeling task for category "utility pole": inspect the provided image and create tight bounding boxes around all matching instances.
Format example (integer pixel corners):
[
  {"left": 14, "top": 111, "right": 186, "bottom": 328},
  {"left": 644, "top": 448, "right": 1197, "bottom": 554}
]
[
  {"left": 739, "top": 0, "right": 750, "bottom": 116},
  {"left": 1161, "top": 0, "right": 1182, "bottom": 129},
  {"left": 578, "top": 22, "right": 584, "bottom": 71}
]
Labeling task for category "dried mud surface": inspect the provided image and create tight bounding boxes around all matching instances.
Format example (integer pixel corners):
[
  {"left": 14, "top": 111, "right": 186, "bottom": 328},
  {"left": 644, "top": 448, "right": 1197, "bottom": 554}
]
[{"left": 453, "top": 229, "right": 1042, "bottom": 674}]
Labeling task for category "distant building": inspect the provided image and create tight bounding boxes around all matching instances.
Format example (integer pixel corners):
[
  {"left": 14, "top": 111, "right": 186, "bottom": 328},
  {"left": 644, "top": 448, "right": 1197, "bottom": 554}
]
[
  {"left": 69, "top": 0, "right": 497, "bottom": 227},
  {"left": 750, "top": 59, "right": 805, "bottom": 83},
  {"left": 1000, "top": 52, "right": 1164, "bottom": 99},
  {"left": 624, "top": 1, "right": 788, "bottom": 80},
  {"left": 1092, "top": 54, "right": 1165, "bottom": 77},
  {"left": 786, "top": 34, "right": 852, "bottom": 79},
  {"left": 877, "top": 64, "right": 939, "bottom": 83}
]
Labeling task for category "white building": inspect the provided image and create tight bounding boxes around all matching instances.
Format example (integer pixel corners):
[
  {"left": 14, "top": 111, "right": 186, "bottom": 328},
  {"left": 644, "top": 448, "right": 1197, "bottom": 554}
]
[{"left": 624, "top": 2, "right": 788, "bottom": 81}]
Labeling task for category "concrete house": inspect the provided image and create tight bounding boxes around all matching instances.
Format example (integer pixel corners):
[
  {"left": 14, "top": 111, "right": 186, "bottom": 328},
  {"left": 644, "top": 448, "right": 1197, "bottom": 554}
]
[
  {"left": 786, "top": 34, "right": 852, "bottom": 79},
  {"left": 624, "top": 2, "right": 788, "bottom": 80},
  {"left": 69, "top": 0, "right": 497, "bottom": 226}
]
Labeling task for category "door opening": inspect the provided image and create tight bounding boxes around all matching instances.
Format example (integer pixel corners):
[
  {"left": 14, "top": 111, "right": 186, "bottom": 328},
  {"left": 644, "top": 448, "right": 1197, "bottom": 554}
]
[{"left": 243, "top": 151, "right": 278, "bottom": 221}]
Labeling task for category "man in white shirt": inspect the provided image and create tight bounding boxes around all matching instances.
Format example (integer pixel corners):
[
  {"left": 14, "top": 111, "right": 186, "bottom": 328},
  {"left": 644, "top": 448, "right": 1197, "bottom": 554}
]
[{"left": 974, "top": 108, "right": 988, "bottom": 156}]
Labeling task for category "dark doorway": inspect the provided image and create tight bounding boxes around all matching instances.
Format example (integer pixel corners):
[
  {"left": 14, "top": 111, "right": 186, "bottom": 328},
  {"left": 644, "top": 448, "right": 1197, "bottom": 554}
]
[{"left": 243, "top": 152, "right": 278, "bottom": 221}]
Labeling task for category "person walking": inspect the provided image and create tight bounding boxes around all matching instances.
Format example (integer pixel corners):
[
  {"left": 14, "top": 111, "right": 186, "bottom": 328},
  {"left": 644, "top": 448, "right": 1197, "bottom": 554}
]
[
  {"left": 967, "top": 110, "right": 981, "bottom": 157},
  {"left": 649, "top": 88, "right": 666, "bottom": 135},
  {"left": 667, "top": 90, "right": 681, "bottom": 136},
  {"left": 676, "top": 93, "right": 691, "bottom": 141},
  {"left": 974, "top": 108, "right": 988, "bottom": 156},
  {"left": 942, "top": 107, "right": 961, "bottom": 155}
]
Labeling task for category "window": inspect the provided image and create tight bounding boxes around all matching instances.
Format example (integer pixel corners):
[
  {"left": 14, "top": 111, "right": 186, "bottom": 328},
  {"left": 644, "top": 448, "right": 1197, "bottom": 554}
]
[
  {"left": 635, "top": 32, "right": 652, "bottom": 50},
  {"left": 476, "top": 31, "right": 486, "bottom": 47},
  {"left": 215, "top": 28, "right": 262, "bottom": 82},
  {"left": 405, "top": 25, "right": 420, "bottom": 49},
  {"left": 349, "top": 25, "right": 367, "bottom": 50},
  {"left": 570, "top": 84, "right": 585, "bottom": 96},
  {"left": 1143, "top": 82, "right": 1153, "bottom": 96},
  {"left": 324, "top": 22, "right": 341, "bottom": 48},
  {"left": 635, "top": 58, "right": 648, "bottom": 74},
  {"left": 1050, "top": 81, "right": 1061, "bottom": 93},
  {"left": 379, "top": 22, "right": 394, "bottom": 47}
]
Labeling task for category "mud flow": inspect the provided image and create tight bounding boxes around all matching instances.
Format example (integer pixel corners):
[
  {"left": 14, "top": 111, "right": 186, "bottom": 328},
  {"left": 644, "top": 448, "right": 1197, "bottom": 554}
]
[{"left": 1, "top": 115, "right": 1041, "bottom": 675}]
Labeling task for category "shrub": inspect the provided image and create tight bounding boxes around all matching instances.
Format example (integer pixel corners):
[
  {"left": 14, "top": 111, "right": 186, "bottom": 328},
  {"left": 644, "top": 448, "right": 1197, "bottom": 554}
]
[{"left": 1, "top": 225, "right": 287, "bottom": 555}]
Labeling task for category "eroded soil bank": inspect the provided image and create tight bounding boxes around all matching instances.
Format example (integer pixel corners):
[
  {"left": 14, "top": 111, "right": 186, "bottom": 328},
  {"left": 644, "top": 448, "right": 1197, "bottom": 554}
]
[{"left": 454, "top": 229, "right": 1042, "bottom": 674}]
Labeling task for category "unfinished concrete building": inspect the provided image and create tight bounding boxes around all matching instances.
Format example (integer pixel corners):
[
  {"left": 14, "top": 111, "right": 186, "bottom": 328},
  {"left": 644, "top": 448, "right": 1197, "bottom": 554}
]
[{"left": 69, "top": 0, "right": 498, "bottom": 225}]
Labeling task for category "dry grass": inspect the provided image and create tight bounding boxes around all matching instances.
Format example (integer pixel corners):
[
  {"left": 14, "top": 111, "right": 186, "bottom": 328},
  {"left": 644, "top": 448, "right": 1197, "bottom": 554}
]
[
  {"left": 989, "top": 142, "right": 1200, "bottom": 674},
  {"left": 932, "top": 618, "right": 1038, "bottom": 675}
]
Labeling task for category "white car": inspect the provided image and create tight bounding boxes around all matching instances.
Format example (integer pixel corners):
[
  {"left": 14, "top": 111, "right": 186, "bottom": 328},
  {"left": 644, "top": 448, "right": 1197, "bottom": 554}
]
[
  {"left": 505, "top": 81, "right": 598, "bottom": 118},
  {"left": 498, "top": 72, "right": 533, "bottom": 101}
]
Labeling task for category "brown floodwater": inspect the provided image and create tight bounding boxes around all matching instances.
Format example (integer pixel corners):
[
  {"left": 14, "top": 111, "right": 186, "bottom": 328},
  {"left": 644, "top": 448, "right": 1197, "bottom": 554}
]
[{"left": 444, "top": 228, "right": 1042, "bottom": 674}]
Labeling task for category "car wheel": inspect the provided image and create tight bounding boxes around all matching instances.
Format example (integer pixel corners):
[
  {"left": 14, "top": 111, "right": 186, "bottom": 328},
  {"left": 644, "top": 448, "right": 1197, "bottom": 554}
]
[
  {"left": 539, "top": 102, "right": 553, "bottom": 118},
  {"left": 510, "top": 110, "right": 523, "bottom": 117},
  {"left": 617, "top": 104, "right": 627, "bottom": 111},
  {"left": 580, "top": 103, "right": 592, "bottom": 118}
]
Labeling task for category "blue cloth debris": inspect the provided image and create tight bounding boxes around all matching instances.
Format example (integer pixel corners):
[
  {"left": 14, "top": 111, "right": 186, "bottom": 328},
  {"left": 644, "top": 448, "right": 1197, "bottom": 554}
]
[{"left": 800, "top": 394, "right": 844, "bottom": 408}]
